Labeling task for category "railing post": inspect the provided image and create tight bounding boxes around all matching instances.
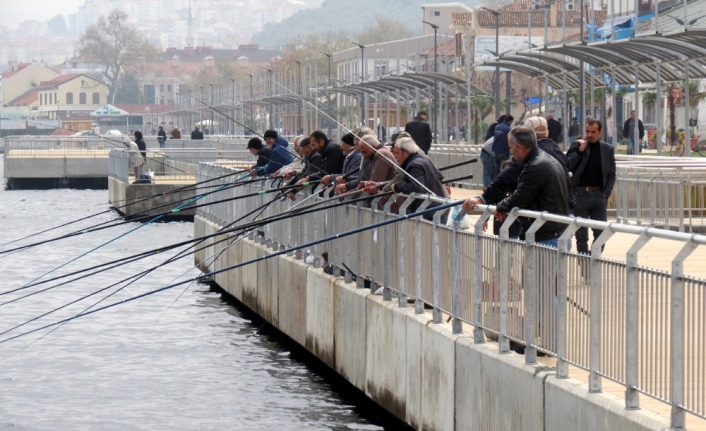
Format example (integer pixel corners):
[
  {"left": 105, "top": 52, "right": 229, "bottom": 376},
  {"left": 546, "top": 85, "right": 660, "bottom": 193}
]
[
  {"left": 398, "top": 196, "right": 416, "bottom": 308},
  {"left": 344, "top": 204, "right": 352, "bottom": 283},
  {"left": 670, "top": 238, "right": 698, "bottom": 429},
  {"left": 415, "top": 197, "right": 432, "bottom": 314},
  {"left": 556, "top": 220, "right": 580, "bottom": 377},
  {"left": 588, "top": 226, "right": 614, "bottom": 393},
  {"left": 356, "top": 199, "right": 364, "bottom": 289},
  {"left": 432, "top": 208, "right": 447, "bottom": 323},
  {"left": 625, "top": 231, "right": 651, "bottom": 409},
  {"left": 498, "top": 209, "right": 521, "bottom": 352},
  {"left": 371, "top": 196, "right": 382, "bottom": 291},
  {"left": 452, "top": 206, "right": 464, "bottom": 335},
  {"left": 383, "top": 198, "right": 395, "bottom": 301},
  {"left": 523, "top": 215, "right": 548, "bottom": 364},
  {"left": 473, "top": 208, "right": 492, "bottom": 343}
]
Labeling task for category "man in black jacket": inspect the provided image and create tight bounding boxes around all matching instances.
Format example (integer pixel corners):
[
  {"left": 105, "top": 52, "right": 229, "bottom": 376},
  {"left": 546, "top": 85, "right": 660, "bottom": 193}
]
[
  {"left": 390, "top": 137, "right": 446, "bottom": 219},
  {"left": 191, "top": 125, "right": 204, "bottom": 140},
  {"left": 567, "top": 119, "right": 616, "bottom": 254},
  {"left": 300, "top": 130, "right": 344, "bottom": 183},
  {"left": 622, "top": 110, "right": 644, "bottom": 154},
  {"left": 326, "top": 133, "right": 362, "bottom": 193},
  {"left": 404, "top": 110, "right": 433, "bottom": 154},
  {"left": 464, "top": 126, "right": 569, "bottom": 246},
  {"left": 546, "top": 114, "right": 562, "bottom": 144},
  {"left": 247, "top": 137, "right": 272, "bottom": 169}
]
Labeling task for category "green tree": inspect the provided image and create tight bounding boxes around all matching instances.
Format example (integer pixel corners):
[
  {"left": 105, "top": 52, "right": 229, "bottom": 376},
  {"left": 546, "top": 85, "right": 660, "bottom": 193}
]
[
  {"left": 471, "top": 95, "right": 494, "bottom": 144},
  {"left": 47, "top": 14, "right": 67, "bottom": 35},
  {"left": 114, "top": 73, "right": 141, "bottom": 104},
  {"left": 356, "top": 18, "right": 413, "bottom": 45},
  {"left": 76, "top": 9, "right": 159, "bottom": 103}
]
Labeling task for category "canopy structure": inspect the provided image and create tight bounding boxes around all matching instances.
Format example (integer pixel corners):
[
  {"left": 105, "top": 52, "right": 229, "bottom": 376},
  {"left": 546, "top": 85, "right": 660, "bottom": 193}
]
[{"left": 90, "top": 104, "right": 129, "bottom": 118}]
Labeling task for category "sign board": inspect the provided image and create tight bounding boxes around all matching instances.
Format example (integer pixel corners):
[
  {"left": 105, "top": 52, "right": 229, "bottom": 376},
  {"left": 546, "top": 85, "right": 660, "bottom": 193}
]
[
  {"left": 525, "top": 97, "right": 543, "bottom": 104},
  {"left": 90, "top": 104, "right": 128, "bottom": 117},
  {"left": 59, "top": 110, "right": 93, "bottom": 121}
]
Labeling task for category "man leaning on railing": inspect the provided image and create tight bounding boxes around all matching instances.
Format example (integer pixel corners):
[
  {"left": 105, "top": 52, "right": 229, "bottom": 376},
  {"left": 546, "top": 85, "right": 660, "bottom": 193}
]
[{"left": 462, "top": 126, "right": 570, "bottom": 247}]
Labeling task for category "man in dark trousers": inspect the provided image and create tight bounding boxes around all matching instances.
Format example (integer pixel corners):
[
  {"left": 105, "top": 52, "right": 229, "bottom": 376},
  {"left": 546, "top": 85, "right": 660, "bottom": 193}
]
[
  {"left": 492, "top": 115, "right": 513, "bottom": 173},
  {"left": 246, "top": 137, "right": 272, "bottom": 170},
  {"left": 622, "top": 110, "right": 644, "bottom": 154},
  {"left": 546, "top": 114, "right": 562, "bottom": 144},
  {"left": 297, "top": 130, "right": 344, "bottom": 183},
  {"left": 567, "top": 119, "right": 616, "bottom": 254},
  {"left": 191, "top": 125, "right": 204, "bottom": 140},
  {"left": 404, "top": 110, "right": 433, "bottom": 154},
  {"left": 157, "top": 126, "right": 167, "bottom": 148}
]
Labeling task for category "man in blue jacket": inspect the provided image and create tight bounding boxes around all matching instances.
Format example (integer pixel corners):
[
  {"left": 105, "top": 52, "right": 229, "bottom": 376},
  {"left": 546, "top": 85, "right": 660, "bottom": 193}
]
[{"left": 250, "top": 130, "right": 294, "bottom": 176}]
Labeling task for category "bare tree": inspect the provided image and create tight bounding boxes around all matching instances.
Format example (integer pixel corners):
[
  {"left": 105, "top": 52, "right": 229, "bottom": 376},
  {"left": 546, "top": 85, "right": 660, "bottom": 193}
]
[
  {"left": 356, "top": 18, "right": 413, "bottom": 45},
  {"left": 76, "top": 9, "right": 159, "bottom": 103}
]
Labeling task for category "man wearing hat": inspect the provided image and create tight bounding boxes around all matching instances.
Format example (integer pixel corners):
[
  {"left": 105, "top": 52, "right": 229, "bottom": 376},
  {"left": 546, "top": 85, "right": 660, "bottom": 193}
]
[
  {"left": 250, "top": 130, "right": 294, "bottom": 176},
  {"left": 322, "top": 133, "right": 362, "bottom": 193}
]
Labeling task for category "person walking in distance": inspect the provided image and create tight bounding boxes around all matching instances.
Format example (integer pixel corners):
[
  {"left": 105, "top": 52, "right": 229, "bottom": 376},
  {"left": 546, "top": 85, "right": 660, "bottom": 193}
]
[
  {"left": 567, "top": 119, "right": 616, "bottom": 254},
  {"left": 157, "top": 126, "right": 167, "bottom": 149},
  {"left": 492, "top": 115, "right": 513, "bottom": 175},
  {"left": 404, "top": 110, "right": 433, "bottom": 154},
  {"left": 568, "top": 117, "right": 580, "bottom": 145},
  {"left": 622, "top": 110, "right": 644, "bottom": 154}
]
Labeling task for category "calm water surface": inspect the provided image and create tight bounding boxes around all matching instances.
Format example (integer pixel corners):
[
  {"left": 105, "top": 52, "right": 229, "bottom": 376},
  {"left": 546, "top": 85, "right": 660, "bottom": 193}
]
[{"left": 0, "top": 155, "right": 393, "bottom": 431}]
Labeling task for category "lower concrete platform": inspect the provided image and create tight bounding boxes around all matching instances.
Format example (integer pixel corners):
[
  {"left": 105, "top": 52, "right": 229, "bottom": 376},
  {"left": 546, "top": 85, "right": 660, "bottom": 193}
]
[
  {"left": 108, "top": 177, "right": 196, "bottom": 220},
  {"left": 194, "top": 215, "right": 677, "bottom": 431}
]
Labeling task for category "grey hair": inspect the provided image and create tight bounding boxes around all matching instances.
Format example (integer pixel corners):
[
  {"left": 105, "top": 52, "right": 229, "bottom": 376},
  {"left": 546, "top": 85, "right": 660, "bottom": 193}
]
[
  {"left": 360, "top": 133, "right": 381, "bottom": 149},
  {"left": 292, "top": 134, "right": 305, "bottom": 147},
  {"left": 395, "top": 137, "right": 420, "bottom": 154},
  {"left": 354, "top": 126, "right": 374, "bottom": 138},
  {"left": 508, "top": 126, "right": 537, "bottom": 150}
]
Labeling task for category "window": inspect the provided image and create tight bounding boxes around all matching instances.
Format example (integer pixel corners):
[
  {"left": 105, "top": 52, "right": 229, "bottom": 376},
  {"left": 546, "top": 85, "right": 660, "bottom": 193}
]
[
  {"left": 167, "top": 84, "right": 172, "bottom": 92},
  {"left": 160, "top": 84, "right": 164, "bottom": 92},
  {"left": 434, "top": 11, "right": 440, "bottom": 16},
  {"left": 92, "top": 92, "right": 100, "bottom": 104},
  {"left": 66, "top": 92, "right": 73, "bottom": 104},
  {"left": 79, "top": 92, "right": 86, "bottom": 104},
  {"left": 49, "top": 93, "right": 52, "bottom": 105}
]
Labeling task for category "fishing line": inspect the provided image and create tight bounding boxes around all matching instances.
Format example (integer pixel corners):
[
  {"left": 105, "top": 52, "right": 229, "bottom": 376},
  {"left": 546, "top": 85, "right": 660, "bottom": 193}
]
[{"left": 0, "top": 199, "right": 464, "bottom": 346}]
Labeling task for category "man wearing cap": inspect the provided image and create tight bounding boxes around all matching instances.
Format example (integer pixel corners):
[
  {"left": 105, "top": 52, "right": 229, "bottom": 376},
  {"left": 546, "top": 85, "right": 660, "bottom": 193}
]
[
  {"left": 250, "top": 130, "right": 294, "bottom": 176},
  {"left": 297, "top": 131, "right": 343, "bottom": 185},
  {"left": 323, "top": 133, "right": 362, "bottom": 193},
  {"left": 247, "top": 137, "right": 272, "bottom": 170}
]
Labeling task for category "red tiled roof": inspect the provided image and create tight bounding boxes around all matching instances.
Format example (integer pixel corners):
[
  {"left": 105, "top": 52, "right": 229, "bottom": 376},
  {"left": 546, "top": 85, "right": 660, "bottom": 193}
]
[
  {"left": 0, "top": 63, "right": 32, "bottom": 80},
  {"left": 451, "top": 12, "right": 474, "bottom": 26},
  {"left": 6, "top": 87, "right": 38, "bottom": 107},
  {"left": 37, "top": 74, "right": 84, "bottom": 89},
  {"left": 478, "top": 0, "right": 607, "bottom": 27}
]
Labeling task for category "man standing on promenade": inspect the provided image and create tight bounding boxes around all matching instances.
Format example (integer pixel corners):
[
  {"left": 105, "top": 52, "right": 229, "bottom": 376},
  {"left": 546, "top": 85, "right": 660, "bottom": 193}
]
[
  {"left": 622, "top": 110, "right": 644, "bottom": 154},
  {"left": 492, "top": 115, "right": 513, "bottom": 175},
  {"left": 404, "top": 110, "right": 433, "bottom": 154},
  {"left": 463, "top": 126, "right": 569, "bottom": 246},
  {"left": 566, "top": 119, "right": 616, "bottom": 254},
  {"left": 546, "top": 114, "right": 562, "bottom": 144}
]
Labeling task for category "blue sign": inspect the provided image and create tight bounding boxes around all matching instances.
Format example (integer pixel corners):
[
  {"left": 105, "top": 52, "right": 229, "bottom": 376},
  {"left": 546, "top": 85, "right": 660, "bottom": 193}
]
[{"left": 525, "top": 97, "right": 543, "bottom": 104}]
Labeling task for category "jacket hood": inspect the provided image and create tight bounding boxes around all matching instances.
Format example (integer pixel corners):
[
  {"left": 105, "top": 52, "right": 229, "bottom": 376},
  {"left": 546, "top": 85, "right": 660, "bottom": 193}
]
[{"left": 274, "top": 135, "right": 289, "bottom": 148}]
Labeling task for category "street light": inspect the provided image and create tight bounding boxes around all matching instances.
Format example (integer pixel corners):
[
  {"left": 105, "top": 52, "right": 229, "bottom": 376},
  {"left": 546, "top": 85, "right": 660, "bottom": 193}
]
[
  {"left": 350, "top": 41, "right": 366, "bottom": 82},
  {"left": 482, "top": 7, "right": 502, "bottom": 119},
  {"left": 292, "top": 60, "right": 303, "bottom": 133},
  {"left": 230, "top": 78, "right": 235, "bottom": 136},
  {"left": 262, "top": 67, "right": 274, "bottom": 129},
  {"left": 245, "top": 72, "right": 254, "bottom": 134},
  {"left": 319, "top": 51, "right": 333, "bottom": 137},
  {"left": 210, "top": 83, "right": 215, "bottom": 134},
  {"left": 422, "top": 20, "right": 440, "bottom": 143}
]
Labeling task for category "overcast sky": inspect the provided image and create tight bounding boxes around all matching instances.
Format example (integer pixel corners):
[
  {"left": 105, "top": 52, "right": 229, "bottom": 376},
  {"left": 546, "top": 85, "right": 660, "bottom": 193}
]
[{"left": 0, "top": 0, "right": 85, "bottom": 28}]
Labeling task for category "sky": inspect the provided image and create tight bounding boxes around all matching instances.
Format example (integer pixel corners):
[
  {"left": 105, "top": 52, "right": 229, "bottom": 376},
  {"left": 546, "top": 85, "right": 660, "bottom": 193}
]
[{"left": 0, "top": 0, "right": 85, "bottom": 28}]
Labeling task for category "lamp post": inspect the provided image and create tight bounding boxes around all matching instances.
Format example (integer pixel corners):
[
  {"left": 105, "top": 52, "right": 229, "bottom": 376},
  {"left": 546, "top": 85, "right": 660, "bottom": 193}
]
[
  {"left": 319, "top": 51, "right": 333, "bottom": 137},
  {"left": 199, "top": 85, "right": 203, "bottom": 131},
  {"left": 245, "top": 72, "right": 254, "bottom": 134},
  {"left": 230, "top": 78, "right": 235, "bottom": 136},
  {"left": 293, "top": 60, "right": 303, "bottom": 133},
  {"left": 422, "top": 20, "right": 440, "bottom": 143},
  {"left": 351, "top": 42, "right": 366, "bottom": 126},
  {"left": 210, "top": 83, "right": 215, "bottom": 134},
  {"left": 262, "top": 67, "right": 273, "bottom": 129},
  {"left": 160, "top": 95, "right": 164, "bottom": 133},
  {"left": 482, "top": 7, "right": 502, "bottom": 119}
]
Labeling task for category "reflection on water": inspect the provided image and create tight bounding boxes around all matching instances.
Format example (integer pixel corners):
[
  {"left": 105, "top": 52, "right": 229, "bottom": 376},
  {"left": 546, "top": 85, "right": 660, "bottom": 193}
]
[{"left": 0, "top": 155, "right": 401, "bottom": 431}]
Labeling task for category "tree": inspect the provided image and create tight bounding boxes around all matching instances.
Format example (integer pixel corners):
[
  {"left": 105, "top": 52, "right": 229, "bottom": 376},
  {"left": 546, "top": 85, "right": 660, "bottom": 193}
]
[
  {"left": 114, "top": 73, "right": 141, "bottom": 104},
  {"left": 47, "top": 14, "right": 67, "bottom": 35},
  {"left": 76, "top": 9, "right": 159, "bottom": 103},
  {"left": 356, "top": 18, "right": 413, "bottom": 45},
  {"left": 471, "top": 95, "right": 494, "bottom": 144}
]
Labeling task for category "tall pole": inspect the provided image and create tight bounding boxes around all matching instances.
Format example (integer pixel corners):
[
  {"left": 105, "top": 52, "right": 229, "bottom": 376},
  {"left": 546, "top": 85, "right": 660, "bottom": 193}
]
[
  {"left": 482, "top": 9, "right": 501, "bottom": 119},
  {"left": 245, "top": 73, "right": 253, "bottom": 134},
  {"left": 293, "top": 60, "right": 302, "bottom": 133},
  {"left": 210, "top": 84, "right": 214, "bottom": 134},
  {"left": 319, "top": 52, "right": 333, "bottom": 137},
  {"left": 230, "top": 78, "right": 235, "bottom": 136},
  {"left": 423, "top": 21, "right": 440, "bottom": 143},
  {"left": 579, "top": 0, "right": 585, "bottom": 128},
  {"left": 199, "top": 85, "right": 203, "bottom": 131}
]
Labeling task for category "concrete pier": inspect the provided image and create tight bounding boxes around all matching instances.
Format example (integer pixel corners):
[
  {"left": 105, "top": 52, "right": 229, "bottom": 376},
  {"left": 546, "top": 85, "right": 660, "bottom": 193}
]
[{"left": 194, "top": 215, "right": 674, "bottom": 431}]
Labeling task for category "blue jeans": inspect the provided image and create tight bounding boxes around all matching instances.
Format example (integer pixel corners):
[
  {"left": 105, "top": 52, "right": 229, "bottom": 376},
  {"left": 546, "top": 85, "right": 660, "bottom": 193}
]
[
  {"left": 536, "top": 238, "right": 558, "bottom": 248},
  {"left": 480, "top": 150, "right": 496, "bottom": 189}
]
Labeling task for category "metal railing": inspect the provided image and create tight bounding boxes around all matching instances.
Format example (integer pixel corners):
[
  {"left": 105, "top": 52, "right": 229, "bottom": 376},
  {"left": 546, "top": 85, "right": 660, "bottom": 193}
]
[
  {"left": 195, "top": 162, "right": 706, "bottom": 427},
  {"left": 428, "top": 145, "right": 483, "bottom": 190},
  {"left": 109, "top": 148, "right": 255, "bottom": 183},
  {"left": 4, "top": 136, "right": 114, "bottom": 155}
]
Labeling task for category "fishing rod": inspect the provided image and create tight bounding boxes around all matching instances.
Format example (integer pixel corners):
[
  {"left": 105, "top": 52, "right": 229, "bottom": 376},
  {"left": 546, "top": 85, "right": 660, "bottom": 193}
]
[
  {"left": 0, "top": 187, "right": 385, "bottom": 339},
  {"left": 2, "top": 176, "right": 370, "bottom": 303},
  {"left": 0, "top": 172, "right": 271, "bottom": 256},
  {"left": 438, "top": 158, "right": 478, "bottom": 171},
  {"left": 0, "top": 199, "right": 464, "bottom": 345},
  {"left": 0, "top": 168, "right": 252, "bottom": 250},
  {"left": 14, "top": 171, "right": 254, "bottom": 289}
]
